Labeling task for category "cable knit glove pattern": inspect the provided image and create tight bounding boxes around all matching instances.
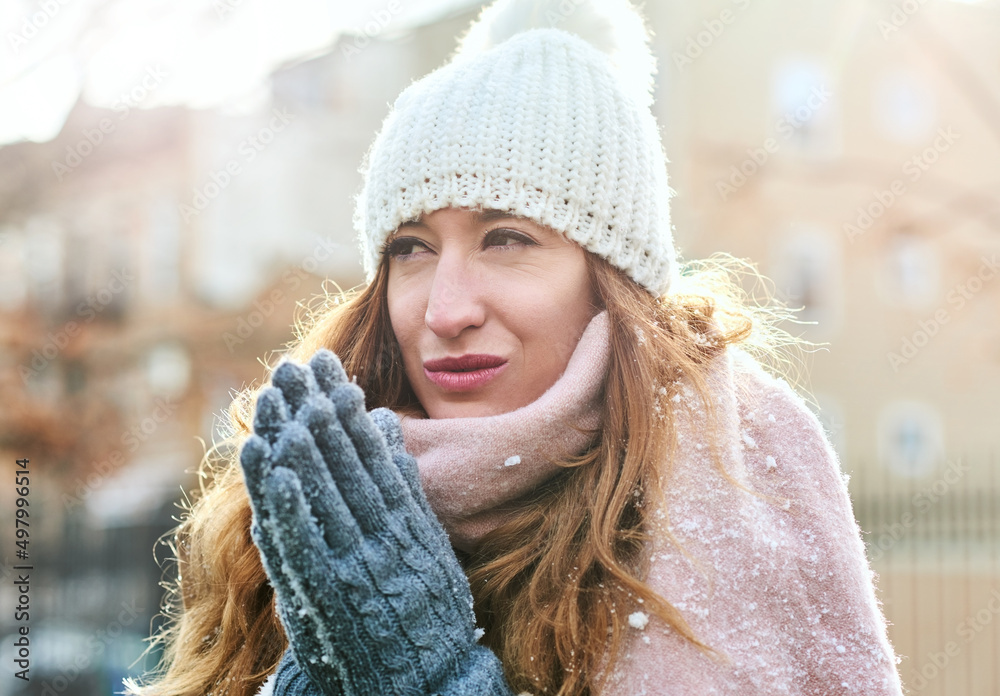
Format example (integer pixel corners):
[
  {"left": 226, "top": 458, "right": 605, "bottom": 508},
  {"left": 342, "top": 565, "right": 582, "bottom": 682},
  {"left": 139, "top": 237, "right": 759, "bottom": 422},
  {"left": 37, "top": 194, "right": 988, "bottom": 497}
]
[{"left": 239, "top": 349, "right": 516, "bottom": 696}]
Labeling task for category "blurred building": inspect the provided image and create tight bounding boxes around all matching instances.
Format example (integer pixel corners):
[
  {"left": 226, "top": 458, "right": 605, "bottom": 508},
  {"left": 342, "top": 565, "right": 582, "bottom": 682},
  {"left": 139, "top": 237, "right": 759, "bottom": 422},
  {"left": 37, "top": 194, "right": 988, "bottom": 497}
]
[
  {"left": 0, "top": 88, "right": 340, "bottom": 696},
  {"left": 649, "top": 0, "right": 999, "bottom": 487},
  {"left": 2, "top": 1, "right": 998, "bottom": 694}
]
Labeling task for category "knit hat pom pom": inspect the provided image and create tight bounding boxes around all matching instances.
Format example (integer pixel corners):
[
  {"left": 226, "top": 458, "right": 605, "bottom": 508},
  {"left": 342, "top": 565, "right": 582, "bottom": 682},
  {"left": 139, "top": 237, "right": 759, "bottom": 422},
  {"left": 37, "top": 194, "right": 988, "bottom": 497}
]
[{"left": 455, "top": 0, "right": 657, "bottom": 109}]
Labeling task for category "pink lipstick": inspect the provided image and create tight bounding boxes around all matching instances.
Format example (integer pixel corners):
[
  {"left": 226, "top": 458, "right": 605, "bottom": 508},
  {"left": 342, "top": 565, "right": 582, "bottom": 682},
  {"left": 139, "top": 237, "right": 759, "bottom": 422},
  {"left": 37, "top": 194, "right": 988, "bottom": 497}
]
[{"left": 423, "top": 354, "right": 508, "bottom": 392}]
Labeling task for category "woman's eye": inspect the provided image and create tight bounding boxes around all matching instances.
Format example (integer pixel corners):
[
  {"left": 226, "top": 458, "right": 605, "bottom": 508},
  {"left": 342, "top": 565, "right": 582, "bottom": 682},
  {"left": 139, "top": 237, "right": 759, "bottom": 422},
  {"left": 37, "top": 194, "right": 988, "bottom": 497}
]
[
  {"left": 484, "top": 228, "right": 534, "bottom": 249},
  {"left": 386, "top": 238, "right": 429, "bottom": 259}
]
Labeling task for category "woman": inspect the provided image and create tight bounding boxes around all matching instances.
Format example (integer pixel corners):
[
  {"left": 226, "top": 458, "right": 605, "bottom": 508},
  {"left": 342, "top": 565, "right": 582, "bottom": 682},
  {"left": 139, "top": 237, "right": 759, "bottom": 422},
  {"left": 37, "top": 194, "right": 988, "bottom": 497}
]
[{"left": 128, "top": 0, "right": 904, "bottom": 694}]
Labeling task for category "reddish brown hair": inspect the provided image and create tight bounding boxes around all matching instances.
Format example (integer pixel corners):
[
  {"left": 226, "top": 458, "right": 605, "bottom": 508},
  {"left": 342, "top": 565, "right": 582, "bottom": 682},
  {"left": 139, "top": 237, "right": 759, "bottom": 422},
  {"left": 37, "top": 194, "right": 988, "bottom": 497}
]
[{"left": 127, "top": 252, "right": 797, "bottom": 696}]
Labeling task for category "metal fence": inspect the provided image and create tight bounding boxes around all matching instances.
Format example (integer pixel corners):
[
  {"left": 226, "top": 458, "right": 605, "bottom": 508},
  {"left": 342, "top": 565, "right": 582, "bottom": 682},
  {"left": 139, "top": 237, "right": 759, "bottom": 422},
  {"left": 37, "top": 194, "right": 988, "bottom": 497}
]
[{"left": 852, "top": 456, "right": 1000, "bottom": 696}]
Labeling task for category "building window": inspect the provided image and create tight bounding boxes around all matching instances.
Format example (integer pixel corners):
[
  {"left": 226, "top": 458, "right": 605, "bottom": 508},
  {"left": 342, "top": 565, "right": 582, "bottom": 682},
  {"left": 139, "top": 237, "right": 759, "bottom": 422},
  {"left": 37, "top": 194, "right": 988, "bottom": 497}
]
[
  {"left": 877, "top": 228, "right": 939, "bottom": 309},
  {"left": 145, "top": 197, "right": 181, "bottom": 302},
  {"left": 146, "top": 341, "right": 192, "bottom": 399},
  {"left": 24, "top": 217, "right": 64, "bottom": 316},
  {"left": 770, "top": 57, "right": 838, "bottom": 157},
  {"left": 877, "top": 400, "right": 945, "bottom": 478},
  {"left": 0, "top": 228, "right": 27, "bottom": 311},
  {"left": 771, "top": 225, "right": 842, "bottom": 336},
  {"left": 873, "top": 68, "right": 936, "bottom": 144}
]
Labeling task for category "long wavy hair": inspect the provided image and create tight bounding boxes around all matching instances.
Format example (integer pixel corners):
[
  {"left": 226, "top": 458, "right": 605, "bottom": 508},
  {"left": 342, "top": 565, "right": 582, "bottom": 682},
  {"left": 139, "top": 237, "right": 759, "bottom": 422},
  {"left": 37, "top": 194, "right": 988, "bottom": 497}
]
[{"left": 126, "top": 249, "right": 800, "bottom": 696}]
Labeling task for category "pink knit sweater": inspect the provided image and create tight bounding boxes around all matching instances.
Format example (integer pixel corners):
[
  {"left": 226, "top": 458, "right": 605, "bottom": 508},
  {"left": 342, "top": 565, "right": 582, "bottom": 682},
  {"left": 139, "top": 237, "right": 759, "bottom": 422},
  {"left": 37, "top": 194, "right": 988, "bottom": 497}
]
[{"left": 401, "top": 311, "right": 904, "bottom": 695}]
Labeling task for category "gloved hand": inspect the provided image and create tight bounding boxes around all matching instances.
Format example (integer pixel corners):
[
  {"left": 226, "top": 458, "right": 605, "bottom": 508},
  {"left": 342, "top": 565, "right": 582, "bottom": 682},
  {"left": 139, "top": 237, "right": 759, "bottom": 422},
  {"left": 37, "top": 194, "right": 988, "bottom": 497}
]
[{"left": 239, "top": 349, "right": 516, "bottom": 696}]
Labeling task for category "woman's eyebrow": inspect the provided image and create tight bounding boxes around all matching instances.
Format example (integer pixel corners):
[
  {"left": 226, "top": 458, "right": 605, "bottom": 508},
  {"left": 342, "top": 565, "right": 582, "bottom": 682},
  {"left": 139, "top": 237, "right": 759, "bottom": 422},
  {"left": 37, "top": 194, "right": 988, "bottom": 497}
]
[
  {"left": 397, "top": 209, "right": 523, "bottom": 229},
  {"left": 474, "top": 209, "right": 519, "bottom": 224}
]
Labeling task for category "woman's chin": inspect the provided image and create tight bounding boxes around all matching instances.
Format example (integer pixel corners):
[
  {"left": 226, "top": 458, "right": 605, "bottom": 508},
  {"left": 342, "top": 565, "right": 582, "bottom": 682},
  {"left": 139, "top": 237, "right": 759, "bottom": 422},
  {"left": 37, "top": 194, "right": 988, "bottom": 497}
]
[
  {"left": 424, "top": 398, "right": 508, "bottom": 420},
  {"left": 421, "top": 388, "right": 524, "bottom": 419}
]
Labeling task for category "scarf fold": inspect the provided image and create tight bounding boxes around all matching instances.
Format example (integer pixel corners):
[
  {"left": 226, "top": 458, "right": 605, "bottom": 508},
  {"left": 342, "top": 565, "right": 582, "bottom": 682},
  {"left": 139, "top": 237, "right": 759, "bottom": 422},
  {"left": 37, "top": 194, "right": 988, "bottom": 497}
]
[{"left": 399, "top": 310, "right": 611, "bottom": 550}]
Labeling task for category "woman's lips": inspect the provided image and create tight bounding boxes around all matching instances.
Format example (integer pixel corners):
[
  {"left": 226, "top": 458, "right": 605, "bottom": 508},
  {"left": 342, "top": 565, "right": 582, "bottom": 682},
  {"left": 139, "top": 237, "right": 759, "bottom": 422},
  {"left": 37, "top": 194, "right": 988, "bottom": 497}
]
[{"left": 423, "top": 354, "right": 508, "bottom": 392}]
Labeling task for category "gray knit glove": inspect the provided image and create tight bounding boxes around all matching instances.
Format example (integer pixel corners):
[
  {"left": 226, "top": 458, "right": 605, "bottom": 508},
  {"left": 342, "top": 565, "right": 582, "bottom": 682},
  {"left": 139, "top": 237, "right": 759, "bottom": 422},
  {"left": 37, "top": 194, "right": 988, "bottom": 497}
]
[{"left": 239, "top": 349, "right": 516, "bottom": 696}]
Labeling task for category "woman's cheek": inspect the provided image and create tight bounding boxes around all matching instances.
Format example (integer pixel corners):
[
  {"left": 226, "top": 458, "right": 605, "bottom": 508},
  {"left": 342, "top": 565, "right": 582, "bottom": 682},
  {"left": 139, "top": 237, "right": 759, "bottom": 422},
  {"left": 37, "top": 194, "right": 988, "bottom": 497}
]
[{"left": 388, "top": 277, "right": 425, "bottom": 332}]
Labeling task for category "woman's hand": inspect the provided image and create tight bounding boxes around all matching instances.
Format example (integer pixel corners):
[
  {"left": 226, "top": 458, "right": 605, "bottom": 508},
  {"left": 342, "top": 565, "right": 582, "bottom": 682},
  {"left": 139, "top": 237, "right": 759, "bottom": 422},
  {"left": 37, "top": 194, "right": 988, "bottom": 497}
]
[{"left": 239, "top": 349, "right": 514, "bottom": 696}]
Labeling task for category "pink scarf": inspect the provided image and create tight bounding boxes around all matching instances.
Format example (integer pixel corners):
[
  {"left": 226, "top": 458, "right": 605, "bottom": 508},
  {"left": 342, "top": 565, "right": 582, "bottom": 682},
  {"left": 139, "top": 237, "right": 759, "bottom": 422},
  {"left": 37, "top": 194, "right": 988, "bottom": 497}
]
[
  {"left": 398, "top": 309, "right": 904, "bottom": 694},
  {"left": 399, "top": 310, "right": 611, "bottom": 550}
]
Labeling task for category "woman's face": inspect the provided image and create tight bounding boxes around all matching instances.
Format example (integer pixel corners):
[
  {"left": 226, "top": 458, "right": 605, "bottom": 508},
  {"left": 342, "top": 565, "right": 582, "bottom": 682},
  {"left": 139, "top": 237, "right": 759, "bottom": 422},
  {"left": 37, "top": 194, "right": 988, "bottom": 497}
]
[{"left": 386, "top": 207, "right": 598, "bottom": 419}]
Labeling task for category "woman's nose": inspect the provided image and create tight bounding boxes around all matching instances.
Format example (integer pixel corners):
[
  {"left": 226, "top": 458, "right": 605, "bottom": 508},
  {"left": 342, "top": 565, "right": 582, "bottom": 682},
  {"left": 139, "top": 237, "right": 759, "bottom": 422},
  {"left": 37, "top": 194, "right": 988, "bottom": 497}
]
[{"left": 424, "top": 256, "right": 486, "bottom": 339}]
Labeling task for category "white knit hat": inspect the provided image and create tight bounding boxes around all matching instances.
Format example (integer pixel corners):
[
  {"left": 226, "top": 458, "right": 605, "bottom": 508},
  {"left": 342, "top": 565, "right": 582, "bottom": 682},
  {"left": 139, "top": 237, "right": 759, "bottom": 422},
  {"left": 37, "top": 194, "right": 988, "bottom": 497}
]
[{"left": 354, "top": 0, "right": 676, "bottom": 296}]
